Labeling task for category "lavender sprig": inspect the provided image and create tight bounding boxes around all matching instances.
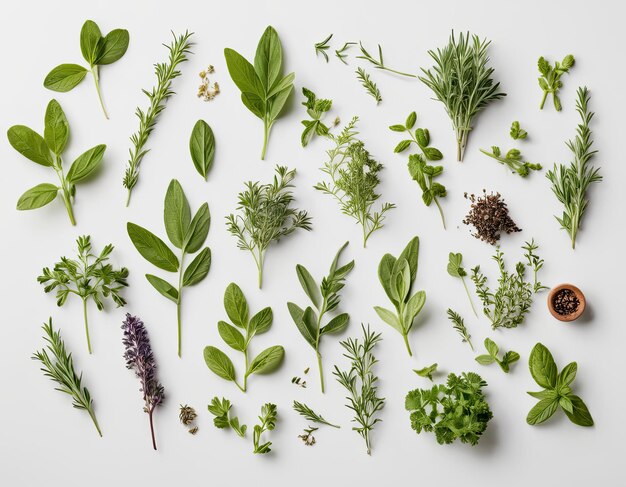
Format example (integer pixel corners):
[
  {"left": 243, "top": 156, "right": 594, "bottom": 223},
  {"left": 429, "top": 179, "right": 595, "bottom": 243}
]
[{"left": 122, "top": 313, "right": 164, "bottom": 450}]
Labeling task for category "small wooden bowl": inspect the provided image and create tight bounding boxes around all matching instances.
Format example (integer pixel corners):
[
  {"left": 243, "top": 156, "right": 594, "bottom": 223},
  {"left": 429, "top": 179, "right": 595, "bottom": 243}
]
[{"left": 547, "top": 284, "right": 586, "bottom": 322}]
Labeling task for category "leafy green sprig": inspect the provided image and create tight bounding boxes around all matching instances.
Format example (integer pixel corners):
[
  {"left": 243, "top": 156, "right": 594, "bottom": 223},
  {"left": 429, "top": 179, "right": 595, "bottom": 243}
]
[
  {"left": 224, "top": 26, "right": 294, "bottom": 160},
  {"left": 538, "top": 55, "right": 575, "bottom": 111},
  {"left": 475, "top": 338, "right": 519, "bottom": 373},
  {"left": 208, "top": 397, "right": 247, "bottom": 436},
  {"left": 334, "top": 325, "right": 384, "bottom": 455},
  {"left": 253, "top": 403, "right": 277, "bottom": 454},
  {"left": 292, "top": 401, "right": 340, "bottom": 428},
  {"left": 288, "top": 242, "right": 354, "bottom": 392},
  {"left": 204, "top": 283, "right": 284, "bottom": 392},
  {"left": 419, "top": 31, "right": 506, "bottom": 161},
  {"left": 355, "top": 68, "right": 382, "bottom": 104},
  {"left": 44, "top": 20, "right": 129, "bottom": 118},
  {"left": 527, "top": 343, "right": 593, "bottom": 427},
  {"left": 301, "top": 88, "right": 333, "bottom": 147},
  {"left": 127, "top": 180, "right": 211, "bottom": 357},
  {"left": 546, "top": 87, "right": 601, "bottom": 249},
  {"left": 7, "top": 99, "right": 106, "bottom": 225},
  {"left": 374, "top": 237, "right": 425, "bottom": 356},
  {"left": 38, "top": 235, "right": 128, "bottom": 354},
  {"left": 226, "top": 166, "right": 312, "bottom": 288},
  {"left": 446, "top": 309, "right": 473, "bottom": 350},
  {"left": 335, "top": 42, "right": 356, "bottom": 64},
  {"left": 314, "top": 34, "right": 333, "bottom": 62},
  {"left": 123, "top": 31, "right": 192, "bottom": 206},
  {"left": 32, "top": 319, "right": 102, "bottom": 436},
  {"left": 315, "top": 117, "right": 395, "bottom": 247},
  {"left": 510, "top": 121, "right": 528, "bottom": 140},
  {"left": 357, "top": 42, "right": 417, "bottom": 77},
  {"left": 414, "top": 363, "right": 438, "bottom": 382},
  {"left": 447, "top": 252, "right": 477, "bottom": 316},
  {"left": 480, "top": 146, "right": 542, "bottom": 177}
]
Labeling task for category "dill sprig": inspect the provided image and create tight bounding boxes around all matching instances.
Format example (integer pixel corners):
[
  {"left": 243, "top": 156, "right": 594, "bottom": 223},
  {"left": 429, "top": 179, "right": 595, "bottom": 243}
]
[
  {"left": 226, "top": 165, "right": 312, "bottom": 288},
  {"left": 357, "top": 42, "right": 416, "bottom": 78},
  {"left": 546, "top": 87, "right": 601, "bottom": 249},
  {"left": 314, "top": 117, "right": 395, "bottom": 247},
  {"left": 446, "top": 309, "right": 474, "bottom": 351},
  {"left": 32, "top": 319, "right": 102, "bottom": 436},
  {"left": 333, "top": 325, "right": 385, "bottom": 455},
  {"left": 123, "top": 31, "right": 193, "bottom": 206},
  {"left": 419, "top": 31, "right": 506, "bottom": 161},
  {"left": 355, "top": 68, "right": 382, "bottom": 104},
  {"left": 292, "top": 401, "right": 340, "bottom": 428},
  {"left": 314, "top": 34, "right": 333, "bottom": 62}
]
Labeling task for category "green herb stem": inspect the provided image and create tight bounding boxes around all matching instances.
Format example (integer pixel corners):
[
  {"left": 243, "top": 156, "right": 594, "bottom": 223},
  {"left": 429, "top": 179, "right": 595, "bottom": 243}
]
[
  {"left": 90, "top": 66, "right": 109, "bottom": 120},
  {"left": 261, "top": 118, "right": 272, "bottom": 160},
  {"left": 433, "top": 196, "right": 446, "bottom": 229},
  {"left": 461, "top": 277, "right": 478, "bottom": 317},
  {"left": 176, "top": 250, "right": 185, "bottom": 358},
  {"left": 402, "top": 332, "right": 413, "bottom": 357},
  {"left": 148, "top": 409, "right": 157, "bottom": 450},
  {"left": 89, "top": 408, "right": 103, "bottom": 437},
  {"left": 539, "top": 91, "right": 548, "bottom": 110},
  {"left": 82, "top": 298, "right": 92, "bottom": 354}
]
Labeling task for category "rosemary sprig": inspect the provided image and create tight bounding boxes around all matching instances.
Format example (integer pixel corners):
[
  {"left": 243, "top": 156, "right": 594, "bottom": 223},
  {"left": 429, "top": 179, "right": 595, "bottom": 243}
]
[
  {"left": 419, "top": 31, "right": 506, "bottom": 161},
  {"left": 546, "top": 86, "right": 601, "bottom": 249},
  {"left": 292, "top": 401, "right": 340, "bottom": 428},
  {"left": 32, "top": 319, "right": 102, "bottom": 436},
  {"left": 357, "top": 42, "right": 416, "bottom": 77},
  {"left": 333, "top": 325, "right": 384, "bottom": 455},
  {"left": 355, "top": 68, "right": 381, "bottom": 104},
  {"left": 335, "top": 42, "right": 356, "bottom": 64},
  {"left": 446, "top": 309, "right": 474, "bottom": 351},
  {"left": 123, "top": 31, "right": 193, "bottom": 206},
  {"left": 314, "top": 34, "right": 333, "bottom": 62}
]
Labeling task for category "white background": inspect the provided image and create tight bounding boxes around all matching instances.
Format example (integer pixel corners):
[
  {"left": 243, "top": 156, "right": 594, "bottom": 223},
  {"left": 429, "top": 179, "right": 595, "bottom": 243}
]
[{"left": 0, "top": 1, "right": 623, "bottom": 485}]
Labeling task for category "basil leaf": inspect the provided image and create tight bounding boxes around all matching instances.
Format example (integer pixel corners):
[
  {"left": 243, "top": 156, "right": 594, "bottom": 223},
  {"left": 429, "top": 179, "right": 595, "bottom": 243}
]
[
  {"left": 223, "top": 282, "right": 248, "bottom": 328},
  {"left": 80, "top": 20, "right": 103, "bottom": 65},
  {"left": 249, "top": 307, "right": 273, "bottom": 335},
  {"left": 66, "top": 144, "right": 106, "bottom": 183},
  {"left": 182, "top": 247, "right": 211, "bottom": 286},
  {"left": 203, "top": 346, "right": 236, "bottom": 382},
  {"left": 246, "top": 345, "right": 284, "bottom": 375},
  {"left": 559, "top": 396, "right": 574, "bottom": 414},
  {"left": 217, "top": 321, "right": 245, "bottom": 352},
  {"left": 16, "top": 183, "right": 58, "bottom": 210},
  {"left": 184, "top": 203, "right": 210, "bottom": 254},
  {"left": 557, "top": 361, "right": 578, "bottom": 390},
  {"left": 529, "top": 342, "right": 558, "bottom": 389},
  {"left": 95, "top": 28, "right": 129, "bottom": 65},
  {"left": 189, "top": 120, "right": 215, "bottom": 180},
  {"left": 224, "top": 48, "right": 263, "bottom": 96},
  {"left": 320, "top": 313, "right": 349, "bottom": 335},
  {"left": 563, "top": 395, "right": 594, "bottom": 427},
  {"left": 7, "top": 125, "right": 53, "bottom": 166},
  {"left": 145, "top": 274, "right": 178, "bottom": 302},
  {"left": 295, "top": 264, "right": 320, "bottom": 308},
  {"left": 44, "top": 64, "right": 88, "bottom": 92},
  {"left": 164, "top": 179, "right": 191, "bottom": 250},
  {"left": 127, "top": 222, "right": 179, "bottom": 272},
  {"left": 526, "top": 398, "right": 559, "bottom": 425},
  {"left": 287, "top": 302, "right": 316, "bottom": 348},
  {"left": 254, "top": 26, "right": 282, "bottom": 91},
  {"left": 43, "top": 99, "right": 69, "bottom": 155}
]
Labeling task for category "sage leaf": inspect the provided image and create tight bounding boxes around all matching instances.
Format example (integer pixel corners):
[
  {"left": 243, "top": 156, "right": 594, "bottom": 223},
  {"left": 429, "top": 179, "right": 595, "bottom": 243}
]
[
  {"left": 145, "top": 274, "right": 179, "bottom": 302},
  {"left": 249, "top": 307, "right": 273, "bottom": 335},
  {"left": 66, "top": 144, "right": 106, "bottom": 183},
  {"left": 254, "top": 26, "right": 282, "bottom": 90},
  {"left": 184, "top": 203, "right": 210, "bottom": 254},
  {"left": 7, "top": 125, "right": 53, "bottom": 166},
  {"left": 217, "top": 321, "right": 246, "bottom": 352},
  {"left": 296, "top": 265, "right": 320, "bottom": 309},
  {"left": 16, "top": 183, "right": 58, "bottom": 210},
  {"left": 224, "top": 49, "right": 263, "bottom": 95},
  {"left": 241, "top": 92, "right": 265, "bottom": 118},
  {"left": 320, "top": 313, "right": 349, "bottom": 335},
  {"left": 164, "top": 179, "right": 191, "bottom": 250},
  {"left": 377, "top": 253, "right": 397, "bottom": 304},
  {"left": 203, "top": 346, "right": 237, "bottom": 382},
  {"left": 374, "top": 306, "right": 402, "bottom": 333},
  {"left": 398, "top": 236, "right": 419, "bottom": 281},
  {"left": 182, "top": 247, "right": 211, "bottom": 286},
  {"left": 189, "top": 120, "right": 215, "bottom": 180},
  {"left": 403, "top": 290, "right": 426, "bottom": 325},
  {"left": 475, "top": 355, "right": 496, "bottom": 365},
  {"left": 80, "top": 20, "right": 103, "bottom": 65},
  {"left": 246, "top": 345, "right": 284, "bottom": 375},
  {"left": 224, "top": 283, "right": 249, "bottom": 328},
  {"left": 44, "top": 64, "right": 88, "bottom": 92},
  {"left": 127, "top": 222, "right": 179, "bottom": 272},
  {"left": 484, "top": 338, "right": 499, "bottom": 357},
  {"left": 95, "top": 29, "right": 130, "bottom": 65},
  {"left": 43, "top": 99, "right": 69, "bottom": 155},
  {"left": 287, "top": 302, "right": 316, "bottom": 348}
]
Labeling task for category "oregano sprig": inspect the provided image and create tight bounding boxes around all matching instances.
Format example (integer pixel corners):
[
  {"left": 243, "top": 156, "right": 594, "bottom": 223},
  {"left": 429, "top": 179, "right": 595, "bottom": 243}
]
[
  {"left": 538, "top": 55, "right": 575, "bottom": 111},
  {"left": 301, "top": 87, "right": 333, "bottom": 147},
  {"left": 480, "top": 146, "right": 542, "bottom": 177}
]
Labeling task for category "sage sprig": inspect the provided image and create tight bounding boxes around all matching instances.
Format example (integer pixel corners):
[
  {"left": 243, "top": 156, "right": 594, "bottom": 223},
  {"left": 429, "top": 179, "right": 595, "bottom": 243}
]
[
  {"left": 226, "top": 166, "right": 312, "bottom": 288},
  {"left": 204, "top": 283, "right": 284, "bottom": 392},
  {"left": 374, "top": 237, "right": 425, "bottom": 356},
  {"left": 38, "top": 235, "right": 128, "bottom": 354},
  {"left": 44, "top": 20, "right": 129, "bottom": 118},
  {"left": 7, "top": 99, "right": 106, "bottom": 225},
  {"left": 32, "top": 319, "right": 102, "bottom": 436},
  {"left": 127, "top": 180, "right": 211, "bottom": 357},
  {"left": 224, "top": 26, "right": 294, "bottom": 160},
  {"left": 123, "top": 31, "right": 193, "bottom": 206},
  {"left": 288, "top": 242, "right": 354, "bottom": 392}
]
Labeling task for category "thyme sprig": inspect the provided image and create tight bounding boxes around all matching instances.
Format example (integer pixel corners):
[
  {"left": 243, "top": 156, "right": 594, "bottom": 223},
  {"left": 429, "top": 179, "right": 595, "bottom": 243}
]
[
  {"left": 314, "top": 34, "right": 333, "bottom": 62},
  {"left": 357, "top": 42, "right": 417, "bottom": 77},
  {"left": 335, "top": 42, "right": 356, "bottom": 64},
  {"left": 446, "top": 309, "right": 474, "bottom": 350},
  {"left": 355, "top": 68, "right": 382, "bottom": 104}
]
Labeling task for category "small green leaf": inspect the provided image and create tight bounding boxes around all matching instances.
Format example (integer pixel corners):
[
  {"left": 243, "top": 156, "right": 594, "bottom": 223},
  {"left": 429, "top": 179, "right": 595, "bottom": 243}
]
[
  {"left": 43, "top": 99, "right": 69, "bottom": 155},
  {"left": 502, "top": 351, "right": 520, "bottom": 366},
  {"left": 296, "top": 264, "right": 320, "bottom": 308},
  {"left": 182, "top": 247, "right": 211, "bottom": 286},
  {"left": 203, "top": 346, "right": 237, "bottom": 382},
  {"left": 423, "top": 147, "right": 443, "bottom": 161},
  {"left": 377, "top": 253, "right": 397, "bottom": 304},
  {"left": 66, "top": 144, "right": 106, "bottom": 183},
  {"left": 224, "top": 283, "right": 249, "bottom": 328},
  {"left": 527, "top": 398, "right": 559, "bottom": 425},
  {"left": 7, "top": 125, "right": 53, "bottom": 166},
  {"left": 268, "top": 84, "right": 293, "bottom": 120},
  {"left": 80, "top": 20, "right": 103, "bottom": 65},
  {"left": 127, "top": 222, "right": 179, "bottom": 272},
  {"left": 95, "top": 29, "right": 129, "bottom": 65},
  {"left": 447, "top": 252, "right": 466, "bottom": 278},
  {"left": 224, "top": 48, "right": 264, "bottom": 96},
  {"left": 529, "top": 343, "right": 558, "bottom": 389},
  {"left": 44, "top": 64, "right": 88, "bottom": 92},
  {"left": 287, "top": 302, "right": 316, "bottom": 348},
  {"left": 246, "top": 345, "right": 284, "bottom": 375},
  {"left": 563, "top": 395, "right": 593, "bottom": 427},
  {"left": 559, "top": 396, "right": 574, "bottom": 414},
  {"left": 184, "top": 203, "right": 211, "bottom": 254},
  {"left": 398, "top": 237, "right": 419, "bottom": 282},
  {"left": 145, "top": 274, "right": 179, "bottom": 302},
  {"left": 414, "top": 363, "right": 437, "bottom": 381},
  {"left": 394, "top": 140, "right": 412, "bottom": 153},
  {"left": 374, "top": 306, "right": 402, "bottom": 333},
  {"left": 249, "top": 307, "right": 273, "bottom": 335},
  {"left": 16, "top": 183, "right": 58, "bottom": 210},
  {"left": 217, "top": 321, "right": 245, "bottom": 352},
  {"left": 557, "top": 362, "right": 577, "bottom": 390},
  {"left": 389, "top": 124, "right": 406, "bottom": 132},
  {"left": 415, "top": 128, "right": 429, "bottom": 147},
  {"left": 189, "top": 120, "right": 215, "bottom": 180},
  {"left": 475, "top": 355, "right": 496, "bottom": 365},
  {"left": 405, "top": 112, "right": 417, "bottom": 130},
  {"left": 484, "top": 338, "right": 499, "bottom": 357},
  {"left": 254, "top": 26, "right": 283, "bottom": 91},
  {"left": 320, "top": 313, "right": 349, "bottom": 335},
  {"left": 164, "top": 179, "right": 191, "bottom": 250}
]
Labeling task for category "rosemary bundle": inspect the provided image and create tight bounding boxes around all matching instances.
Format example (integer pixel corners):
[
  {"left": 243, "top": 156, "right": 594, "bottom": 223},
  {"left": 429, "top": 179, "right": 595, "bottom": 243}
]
[{"left": 419, "top": 31, "right": 506, "bottom": 161}]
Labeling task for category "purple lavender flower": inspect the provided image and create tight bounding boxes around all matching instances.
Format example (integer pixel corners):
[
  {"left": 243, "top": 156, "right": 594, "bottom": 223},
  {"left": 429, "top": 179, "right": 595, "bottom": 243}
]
[{"left": 122, "top": 313, "right": 165, "bottom": 450}]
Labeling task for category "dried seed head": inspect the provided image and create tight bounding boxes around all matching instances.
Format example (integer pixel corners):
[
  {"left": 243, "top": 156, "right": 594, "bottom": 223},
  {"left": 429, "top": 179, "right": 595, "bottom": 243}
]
[{"left": 179, "top": 404, "right": 197, "bottom": 425}]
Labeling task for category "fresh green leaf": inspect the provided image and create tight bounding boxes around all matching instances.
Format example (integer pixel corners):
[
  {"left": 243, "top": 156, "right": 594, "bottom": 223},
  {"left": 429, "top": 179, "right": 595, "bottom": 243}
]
[
  {"left": 296, "top": 264, "right": 321, "bottom": 309},
  {"left": 484, "top": 338, "right": 499, "bottom": 357},
  {"left": 320, "top": 313, "right": 349, "bottom": 335},
  {"left": 127, "top": 222, "right": 179, "bottom": 272},
  {"left": 146, "top": 274, "right": 179, "bottom": 302},
  {"left": 563, "top": 395, "right": 594, "bottom": 427},
  {"left": 44, "top": 64, "right": 88, "bottom": 92},
  {"left": 254, "top": 26, "right": 282, "bottom": 90},
  {"left": 95, "top": 28, "right": 129, "bottom": 65},
  {"left": 526, "top": 398, "right": 559, "bottom": 425},
  {"left": 164, "top": 179, "right": 191, "bottom": 250},
  {"left": 203, "top": 346, "right": 237, "bottom": 382},
  {"left": 16, "top": 183, "right": 59, "bottom": 210},
  {"left": 182, "top": 247, "right": 211, "bottom": 286},
  {"left": 66, "top": 144, "right": 106, "bottom": 183},
  {"left": 80, "top": 20, "right": 103, "bottom": 65},
  {"left": 287, "top": 302, "right": 316, "bottom": 348},
  {"left": 7, "top": 125, "right": 53, "bottom": 166},
  {"left": 414, "top": 363, "right": 437, "bottom": 381},
  {"left": 475, "top": 355, "right": 496, "bottom": 365},
  {"left": 189, "top": 120, "right": 215, "bottom": 180},
  {"left": 529, "top": 343, "right": 557, "bottom": 389},
  {"left": 217, "top": 321, "right": 246, "bottom": 352},
  {"left": 44, "top": 99, "right": 69, "bottom": 155},
  {"left": 249, "top": 307, "right": 273, "bottom": 335},
  {"left": 223, "top": 282, "right": 249, "bottom": 328},
  {"left": 247, "top": 345, "right": 284, "bottom": 375},
  {"left": 184, "top": 203, "right": 211, "bottom": 254}
]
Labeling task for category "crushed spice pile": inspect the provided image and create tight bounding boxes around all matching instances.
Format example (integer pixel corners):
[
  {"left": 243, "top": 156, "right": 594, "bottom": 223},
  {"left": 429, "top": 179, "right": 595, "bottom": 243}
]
[
  {"left": 552, "top": 288, "right": 580, "bottom": 316},
  {"left": 463, "top": 190, "right": 521, "bottom": 245}
]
